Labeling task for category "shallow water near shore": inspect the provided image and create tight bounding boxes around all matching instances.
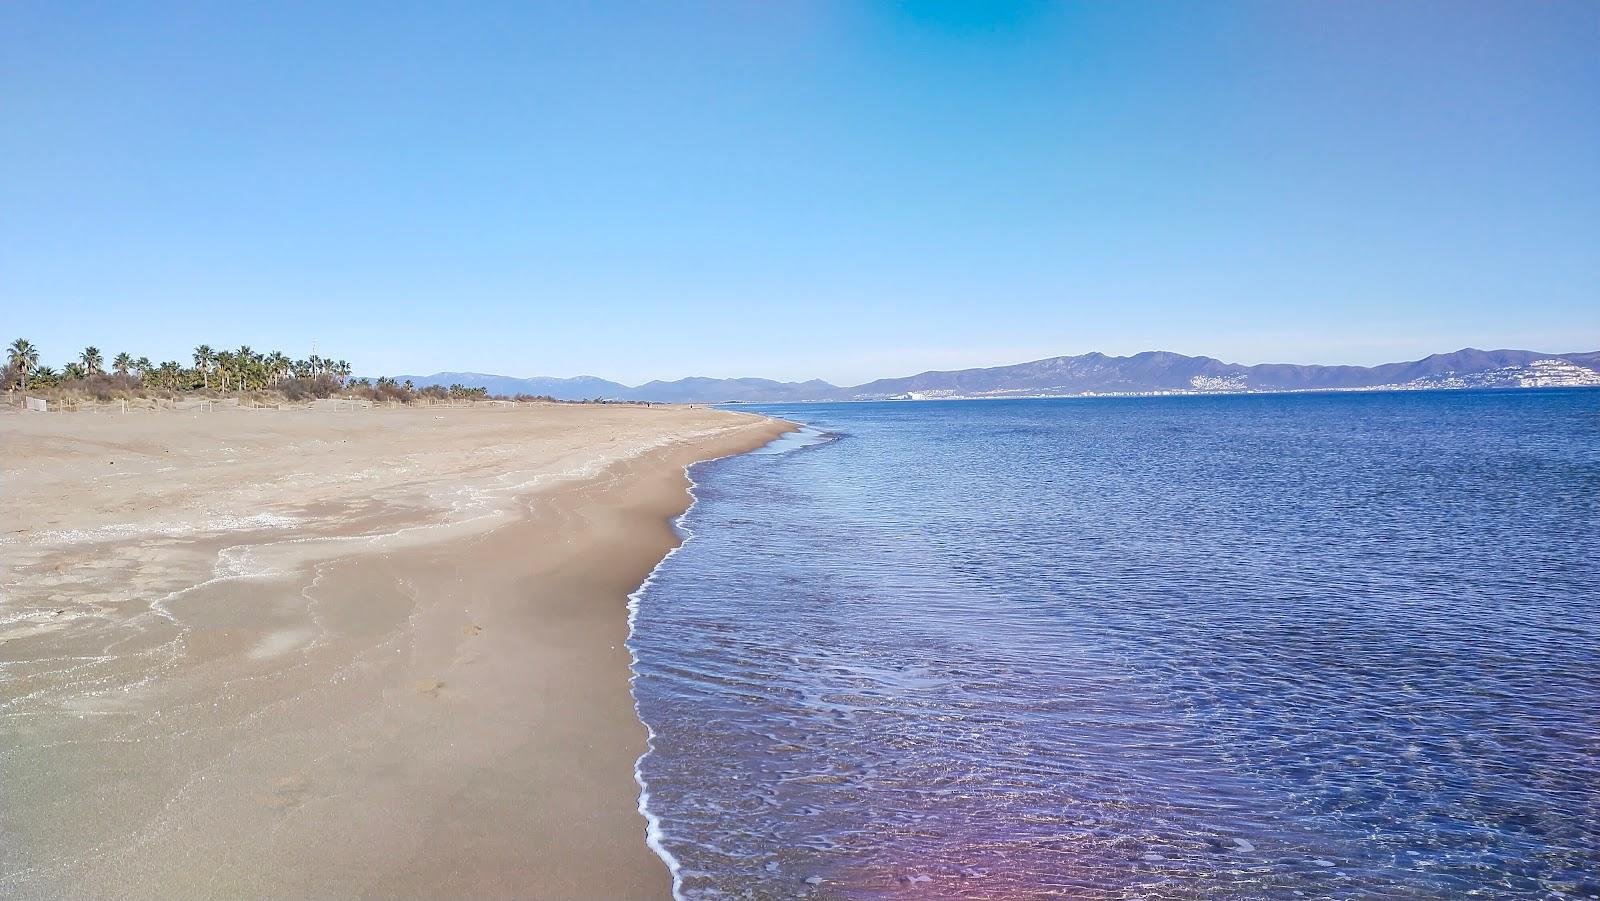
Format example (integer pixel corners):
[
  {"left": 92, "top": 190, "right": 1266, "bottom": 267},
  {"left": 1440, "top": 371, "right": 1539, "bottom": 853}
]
[{"left": 630, "top": 390, "right": 1600, "bottom": 899}]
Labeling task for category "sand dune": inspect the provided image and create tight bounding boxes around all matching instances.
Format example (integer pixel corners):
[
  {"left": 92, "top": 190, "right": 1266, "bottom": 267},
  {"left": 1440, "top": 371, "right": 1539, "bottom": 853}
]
[{"left": 0, "top": 403, "right": 790, "bottom": 899}]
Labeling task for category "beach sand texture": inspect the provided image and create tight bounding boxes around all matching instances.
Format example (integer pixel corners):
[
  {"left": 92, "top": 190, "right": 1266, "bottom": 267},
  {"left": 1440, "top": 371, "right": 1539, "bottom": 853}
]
[{"left": 0, "top": 404, "right": 789, "bottom": 899}]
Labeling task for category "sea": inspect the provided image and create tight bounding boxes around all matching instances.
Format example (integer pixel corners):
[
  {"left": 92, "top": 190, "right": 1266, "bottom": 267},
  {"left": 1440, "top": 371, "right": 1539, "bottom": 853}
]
[{"left": 628, "top": 389, "right": 1600, "bottom": 900}]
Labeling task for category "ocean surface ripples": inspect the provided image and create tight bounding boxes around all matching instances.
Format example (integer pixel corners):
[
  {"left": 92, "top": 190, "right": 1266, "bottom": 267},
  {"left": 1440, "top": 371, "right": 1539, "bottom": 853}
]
[{"left": 629, "top": 391, "right": 1600, "bottom": 899}]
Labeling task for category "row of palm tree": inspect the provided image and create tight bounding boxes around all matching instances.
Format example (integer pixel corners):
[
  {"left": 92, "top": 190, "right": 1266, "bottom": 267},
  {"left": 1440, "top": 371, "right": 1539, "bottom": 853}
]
[{"left": 6, "top": 339, "right": 352, "bottom": 393}]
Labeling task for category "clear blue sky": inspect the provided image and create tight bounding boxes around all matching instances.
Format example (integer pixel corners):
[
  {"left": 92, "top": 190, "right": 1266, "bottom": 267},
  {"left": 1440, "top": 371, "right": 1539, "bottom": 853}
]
[{"left": 4, "top": 2, "right": 1596, "bottom": 385}]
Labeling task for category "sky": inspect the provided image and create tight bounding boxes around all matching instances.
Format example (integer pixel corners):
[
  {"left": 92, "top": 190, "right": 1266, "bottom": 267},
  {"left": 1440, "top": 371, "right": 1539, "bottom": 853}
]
[{"left": 3, "top": 1, "right": 1597, "bottom": 385}]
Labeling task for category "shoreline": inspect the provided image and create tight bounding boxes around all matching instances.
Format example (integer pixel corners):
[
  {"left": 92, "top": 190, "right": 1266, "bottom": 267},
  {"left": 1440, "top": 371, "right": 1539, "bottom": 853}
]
[
  {"left": 627, "top": 423, "right": 832, "bottom": 898},
  {"left": 627, "top": 442, "right": 741, "bottom": 898},
  {"left": 0, "top": 405, "right": 792, "bottom": 899}
]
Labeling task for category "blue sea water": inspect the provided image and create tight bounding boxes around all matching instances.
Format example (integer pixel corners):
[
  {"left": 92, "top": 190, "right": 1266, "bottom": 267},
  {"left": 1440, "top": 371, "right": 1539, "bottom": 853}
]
[{"left": 629, "top": 390, "right": 1600, "bottom": 900}]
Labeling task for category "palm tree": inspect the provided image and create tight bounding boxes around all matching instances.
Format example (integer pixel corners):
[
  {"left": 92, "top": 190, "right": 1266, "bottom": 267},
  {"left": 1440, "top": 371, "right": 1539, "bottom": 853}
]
[
  {"left": 335, "top": 360, "right": 352, "bottom": 383},
  {"left": 63, "top": 362, "right": 88, "bottom": 381},
  {"left": 235, "top": 346, "right": 254, "bottom": 391},
  {"left": 80, "top": 346, "right": 103, "bottom": 375},
  {"left": 215, "top": 351, "right": 235, "bottom": 392},
  {"left": 113, "top": 352, "right": 133, "bottom": 376},
  {"left": 266, "top": 351, "right": 291, "bottom": 383},
  {"left": 33, "top": 365, "right": 58, "bottom": 386},
  {"left": 8, "top": 338, "right": 40, "bottom": 389},
  {"left": 193, "top": 345, "right": 214, "bottom": 389}
]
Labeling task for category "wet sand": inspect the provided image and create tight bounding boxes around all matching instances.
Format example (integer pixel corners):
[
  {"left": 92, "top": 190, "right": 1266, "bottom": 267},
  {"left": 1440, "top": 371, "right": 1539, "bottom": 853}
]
[{"left": 0, "top": 404, "right": 791, "bottom": 899}]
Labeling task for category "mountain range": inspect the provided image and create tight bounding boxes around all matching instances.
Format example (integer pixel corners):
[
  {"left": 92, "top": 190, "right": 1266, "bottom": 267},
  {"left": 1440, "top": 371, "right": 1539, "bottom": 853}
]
[{"left": 384, "top": 348, "right": 1600, "bottom": 404}]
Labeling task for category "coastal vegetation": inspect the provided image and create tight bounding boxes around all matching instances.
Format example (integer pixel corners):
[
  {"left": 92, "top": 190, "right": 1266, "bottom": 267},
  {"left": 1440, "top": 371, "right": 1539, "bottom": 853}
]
[
  {"left": 6, "top": 339, "right": 351, "bottom": 393},
  {"left": 4, "top": 339, "right": 564, "bottom": 407}
]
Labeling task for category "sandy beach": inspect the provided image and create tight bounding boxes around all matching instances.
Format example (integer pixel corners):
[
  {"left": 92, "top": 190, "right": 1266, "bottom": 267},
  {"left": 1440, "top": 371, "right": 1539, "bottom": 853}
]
[{"left": 0, "top": 403, "right": 790, "bottom": 899}]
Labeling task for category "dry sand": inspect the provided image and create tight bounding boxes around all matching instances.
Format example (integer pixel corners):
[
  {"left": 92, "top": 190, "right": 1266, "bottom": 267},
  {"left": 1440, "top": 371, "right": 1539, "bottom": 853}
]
[{"left": 0, "top": 403, "right": 791, "bottom": 899}]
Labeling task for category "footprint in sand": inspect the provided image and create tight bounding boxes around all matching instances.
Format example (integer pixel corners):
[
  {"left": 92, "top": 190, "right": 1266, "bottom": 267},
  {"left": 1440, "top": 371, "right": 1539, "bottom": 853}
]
[
  {"left": 415, "top": 678, "right": 445, "bottom": 698},
  {"left": 461, "top": 624, "right": 482, "bottom": 637}
]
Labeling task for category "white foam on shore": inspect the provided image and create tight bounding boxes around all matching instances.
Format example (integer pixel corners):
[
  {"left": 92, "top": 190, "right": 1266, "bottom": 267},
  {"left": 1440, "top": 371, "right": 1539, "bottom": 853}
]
[
  {"left": 626, "top": 424, "right": 820, "bottom": 901},
  {"left": 627, "top": 466, "right": 707, "bottom": 901},
  {"left": 9, "top": 512, "right": 301, "bottom": 549}
]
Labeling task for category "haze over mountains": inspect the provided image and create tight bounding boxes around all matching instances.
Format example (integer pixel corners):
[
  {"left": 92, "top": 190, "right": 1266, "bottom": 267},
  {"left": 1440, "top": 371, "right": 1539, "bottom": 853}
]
[{"left": 388, "top": 348, "right": 1600, "bottom": 404}]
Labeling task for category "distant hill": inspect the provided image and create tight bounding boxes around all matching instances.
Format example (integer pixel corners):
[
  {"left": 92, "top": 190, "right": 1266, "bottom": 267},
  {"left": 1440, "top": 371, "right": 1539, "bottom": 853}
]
[
  {"left": 844, "top": 348, "right": 1600, "bottom": 398},
  {"left": 622, "top": 377, "right": 842, "bottom": 404},
  {"left": 380, "top": 348, "right": 1600, "bottom": 403},
  {"left": 386, "top": 372, "right": 631, "bottom": 399},
  {"left": 381, "top": 371, "right": 845, "bottom": 402}
]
